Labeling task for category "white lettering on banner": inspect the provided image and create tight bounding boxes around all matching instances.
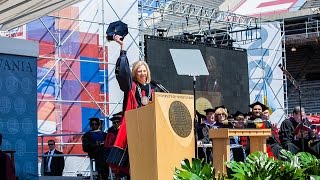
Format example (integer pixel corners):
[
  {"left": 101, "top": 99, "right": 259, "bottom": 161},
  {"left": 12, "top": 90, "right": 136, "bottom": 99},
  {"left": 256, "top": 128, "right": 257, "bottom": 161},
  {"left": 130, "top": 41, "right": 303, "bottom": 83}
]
[{"left": 233, "top": 0, "right": 299, "bottom": 16}]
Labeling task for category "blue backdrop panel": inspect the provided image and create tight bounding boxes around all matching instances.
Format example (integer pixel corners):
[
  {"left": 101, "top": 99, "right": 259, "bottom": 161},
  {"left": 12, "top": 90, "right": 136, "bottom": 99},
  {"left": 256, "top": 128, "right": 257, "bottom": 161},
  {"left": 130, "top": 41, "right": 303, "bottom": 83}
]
[
  {"left": 80, "top": 56, "right": 100, "bottom": 83},
  {"left": 0, "top": 53, "right": 38, "bottom": 179}
]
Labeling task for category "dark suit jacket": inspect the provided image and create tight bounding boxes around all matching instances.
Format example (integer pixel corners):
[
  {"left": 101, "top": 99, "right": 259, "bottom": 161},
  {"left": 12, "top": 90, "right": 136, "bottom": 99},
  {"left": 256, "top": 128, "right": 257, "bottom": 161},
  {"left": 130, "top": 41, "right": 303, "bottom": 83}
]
[{"left": 43, "top": 149, "right": 65, "bottom": 176}]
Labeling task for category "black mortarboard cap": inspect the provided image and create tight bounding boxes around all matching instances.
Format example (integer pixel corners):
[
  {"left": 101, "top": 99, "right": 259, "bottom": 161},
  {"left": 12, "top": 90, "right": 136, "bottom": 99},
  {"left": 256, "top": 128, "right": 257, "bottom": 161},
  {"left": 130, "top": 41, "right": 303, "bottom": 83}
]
[
  {"left": 233, "top": 111, "right": 244, "bottom": 117},
  {"left": 109, "top": 111, "right": 122, "bottom": 122},
  {"left": 249, "top": 101, "right": 267, "bottom": 110},
  {"left": 109, "top": 116, "right": 121, "bottom": 122},
  {"left": 204, "top": 108, "right": 215, "bottom": 114},
  {"left": 106, "top": 21, "right": 128, "bottom": 41},
  {"left": 89, "top": 117, "right": 101, "bottom": 125},
  {"left": 112, "top": 111, "right": 123, "bottom": 118}
]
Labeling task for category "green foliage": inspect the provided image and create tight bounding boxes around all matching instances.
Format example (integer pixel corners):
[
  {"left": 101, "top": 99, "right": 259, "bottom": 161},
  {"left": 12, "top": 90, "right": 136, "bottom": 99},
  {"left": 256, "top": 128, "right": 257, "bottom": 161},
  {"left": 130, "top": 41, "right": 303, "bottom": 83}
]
[
  {"left": 277, "top": 150, "right": 305, "bottom": 180},
  {"left": 174, "top": 150, "right": 320, "bottom": 180},
  {"left": 226, "top": 150, "right": 319, "bottom": 180},
  {"left": 174, "top": 158, "right": 226, "bottom": 180},
  {"left": 227, "top": 151, "right": 283, "bottom": 180},
  {"left": 279, "top": 149, "right": 320, "bottom": 178},
  {"left": 297, "top": 152, "right": 320, "bottom": 176}
]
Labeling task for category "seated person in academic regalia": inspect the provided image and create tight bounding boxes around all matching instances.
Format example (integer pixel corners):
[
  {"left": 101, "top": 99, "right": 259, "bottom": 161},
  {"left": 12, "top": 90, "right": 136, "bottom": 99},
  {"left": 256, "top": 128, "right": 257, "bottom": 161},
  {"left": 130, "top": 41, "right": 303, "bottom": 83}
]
[
  {"left": 196, "top": 108, "right": 215, "bottom": 163},
  {"left": 213, "top": 106, "right": 229, "bottom": 128},
  {"left": 247, "top": 102, "right": 283, "bottom": 158},
  {"left": 241, "top": 102, "right": 267, "bottom": 155},
  {"left": 229, "top": 111, "right": 248, "bottom": 161},
  {"left": 247, "top": 101, "right": 266, "bottom": 128},
  {"left": 279, "top": 106, "right": 320, "bottom": 158},
  {"left": 82, "top": 117, "right": 108, "bottom": 179},
  {"left": 0, "top": 133, "right": 15, "bottom": 180}
]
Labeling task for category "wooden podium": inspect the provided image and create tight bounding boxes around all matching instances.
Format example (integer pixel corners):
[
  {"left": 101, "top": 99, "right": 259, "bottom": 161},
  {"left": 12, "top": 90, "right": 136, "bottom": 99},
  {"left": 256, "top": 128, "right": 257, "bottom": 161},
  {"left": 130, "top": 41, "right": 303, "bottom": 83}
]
[
  {"left": 126, "top": 92, "right": 195, "bottom": 180},
  {"left": 209, "top": 129, "right": 271, "bottom": 174}
]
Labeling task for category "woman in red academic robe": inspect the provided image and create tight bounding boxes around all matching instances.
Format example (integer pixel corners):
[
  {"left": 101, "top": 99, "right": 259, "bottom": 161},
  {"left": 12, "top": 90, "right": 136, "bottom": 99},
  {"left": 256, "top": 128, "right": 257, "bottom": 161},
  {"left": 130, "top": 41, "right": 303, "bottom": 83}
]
[{"left": 106, "top": 35, "right": 158, "bottom": 178}]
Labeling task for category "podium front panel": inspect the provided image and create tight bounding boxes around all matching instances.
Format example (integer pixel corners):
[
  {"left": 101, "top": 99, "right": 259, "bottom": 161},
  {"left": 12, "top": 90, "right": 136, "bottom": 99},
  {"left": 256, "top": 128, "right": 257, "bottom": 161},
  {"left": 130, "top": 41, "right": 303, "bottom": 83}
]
[{"left": 126, "top": 92, "right": 195, "bottom": 180}]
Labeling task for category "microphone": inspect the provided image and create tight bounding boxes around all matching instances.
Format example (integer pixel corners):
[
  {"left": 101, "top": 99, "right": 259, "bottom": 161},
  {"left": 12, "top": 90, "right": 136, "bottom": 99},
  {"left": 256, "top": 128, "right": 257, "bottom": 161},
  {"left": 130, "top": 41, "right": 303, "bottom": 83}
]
[{"left": 150, "top": 80, "right": 170, "bottom": 93}]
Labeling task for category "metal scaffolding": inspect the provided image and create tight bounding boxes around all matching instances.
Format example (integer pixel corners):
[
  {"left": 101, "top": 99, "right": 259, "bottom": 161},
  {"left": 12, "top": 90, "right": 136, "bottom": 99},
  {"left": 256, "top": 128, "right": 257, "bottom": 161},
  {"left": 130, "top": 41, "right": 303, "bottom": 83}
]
[
  {"left": 138, "top": 0, "right": 262, "bottom": 58},
  {"left": 1, "top": 0, "right": 291, "bottom": 176},
  {"left": 140, "top": 0, "right": 260, "bottom": 28},
  {"left": 33, "top": 0, "right": 262, "bottom": 175}
]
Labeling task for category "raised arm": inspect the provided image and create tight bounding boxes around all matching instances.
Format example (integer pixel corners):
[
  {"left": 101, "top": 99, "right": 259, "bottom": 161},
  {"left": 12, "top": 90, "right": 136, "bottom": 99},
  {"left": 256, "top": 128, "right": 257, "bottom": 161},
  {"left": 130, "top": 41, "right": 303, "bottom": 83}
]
[{"left": 113, "top": 35, "right": 132, "bottom": 93}]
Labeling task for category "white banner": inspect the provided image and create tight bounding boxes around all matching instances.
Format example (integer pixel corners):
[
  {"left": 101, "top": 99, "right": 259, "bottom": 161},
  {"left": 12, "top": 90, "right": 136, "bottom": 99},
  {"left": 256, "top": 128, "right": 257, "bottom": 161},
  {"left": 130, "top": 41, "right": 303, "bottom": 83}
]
[{"left": 231, "top": 22, "right": 285, "bottom": 124}]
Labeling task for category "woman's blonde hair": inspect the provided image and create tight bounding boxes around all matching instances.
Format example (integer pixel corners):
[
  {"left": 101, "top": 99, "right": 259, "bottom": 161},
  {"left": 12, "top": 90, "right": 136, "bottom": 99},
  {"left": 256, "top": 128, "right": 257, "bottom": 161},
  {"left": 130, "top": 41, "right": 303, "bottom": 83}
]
[
  {"left": 214, "top": 107, "right": 228, "bottom": 120},
  {"left": 131, "top": 61, "right": 151, "bottom": 83}
]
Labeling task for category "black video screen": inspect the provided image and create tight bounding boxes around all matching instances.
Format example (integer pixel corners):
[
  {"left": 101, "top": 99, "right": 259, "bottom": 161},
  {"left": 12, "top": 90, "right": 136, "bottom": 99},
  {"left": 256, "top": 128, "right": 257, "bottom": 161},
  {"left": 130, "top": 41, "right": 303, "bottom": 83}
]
[{"left": 145, "top": 37, "right": 250, "bottom": 114}]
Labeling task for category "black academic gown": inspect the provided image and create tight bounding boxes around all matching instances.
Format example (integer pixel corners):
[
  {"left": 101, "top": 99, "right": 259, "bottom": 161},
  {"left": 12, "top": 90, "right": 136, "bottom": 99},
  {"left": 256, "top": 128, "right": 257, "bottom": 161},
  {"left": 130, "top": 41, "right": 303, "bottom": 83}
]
[
  {"left": 196, "top": 121, "right": 226, "bottom": 163},
  {"left": 279, "top": 117, "right": 320, "bottom": 158},
  {"left": 196, "top": 122, "right": 213, "bottom": 163},
  {"left": 82, "top": 130, "right": 107, "bottom": 177}
]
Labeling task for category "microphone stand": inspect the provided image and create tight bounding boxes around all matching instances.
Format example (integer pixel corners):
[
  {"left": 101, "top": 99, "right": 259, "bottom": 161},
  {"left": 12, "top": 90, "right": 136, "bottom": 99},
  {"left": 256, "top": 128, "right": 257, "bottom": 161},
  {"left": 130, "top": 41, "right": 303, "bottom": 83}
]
[
  {"left": 151, "top": 80, "right": 170, "bottom": 93},
  {"left": 157, "top": 84, "right": 170, "bottom": 93},
  {"left": 278, "top": 64, "right": 305, "bottom": 151},
  {"left": 190, "top": 74, "right": 199, "bottom": 158}
]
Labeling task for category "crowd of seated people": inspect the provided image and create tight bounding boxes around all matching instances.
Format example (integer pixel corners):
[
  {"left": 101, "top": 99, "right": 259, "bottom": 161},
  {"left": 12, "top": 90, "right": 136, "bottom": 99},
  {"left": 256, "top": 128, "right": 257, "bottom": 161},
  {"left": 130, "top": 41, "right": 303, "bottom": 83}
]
[{"left": 196, "top": 101, "right": 320, "bottom": 163}]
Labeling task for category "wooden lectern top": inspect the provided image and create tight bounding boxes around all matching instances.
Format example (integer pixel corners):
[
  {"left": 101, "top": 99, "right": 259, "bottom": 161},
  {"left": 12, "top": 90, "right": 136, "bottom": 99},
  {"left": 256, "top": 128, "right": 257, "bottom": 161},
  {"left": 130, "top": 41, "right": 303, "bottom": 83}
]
[{"left": 209, "top": 128, "right": 271, "bottom": 139}]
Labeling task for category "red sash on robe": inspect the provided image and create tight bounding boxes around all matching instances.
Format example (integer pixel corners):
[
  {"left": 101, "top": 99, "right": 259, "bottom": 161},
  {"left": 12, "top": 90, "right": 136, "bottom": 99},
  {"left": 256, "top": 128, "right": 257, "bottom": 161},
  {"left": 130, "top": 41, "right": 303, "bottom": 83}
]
[
  {"left": 107, "top": 82, "right": 154, "bottom": 176},
  {"left": 113, "top": 83, "right": 137, "bottom": 149},
  {"left": 107, "top": 83, "right": 137, "bottom": 176}
]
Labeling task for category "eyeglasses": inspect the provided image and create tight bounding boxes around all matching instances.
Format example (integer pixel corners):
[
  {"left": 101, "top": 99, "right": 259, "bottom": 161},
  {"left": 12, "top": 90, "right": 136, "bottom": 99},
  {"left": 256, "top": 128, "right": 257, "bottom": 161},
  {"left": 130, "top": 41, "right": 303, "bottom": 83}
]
[
  {"left": 48, "top": 144, "right": 55, "bottom": 146},
  {"left": 216, "top": 114, "right": 225, "bottom": 116},
  {"left": 90, "top": 123, "right": 99, "bottom": 126}
]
